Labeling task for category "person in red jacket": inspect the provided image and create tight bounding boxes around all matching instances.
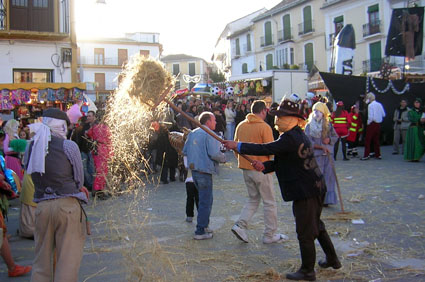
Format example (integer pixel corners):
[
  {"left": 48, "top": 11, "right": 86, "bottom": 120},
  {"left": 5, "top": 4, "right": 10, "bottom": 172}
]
[
  {"left": 330, "top": 101, "right": 350, "bottom": 160},
  {"left": 347, "top": 105, "right": 363, "bottom": 157}
]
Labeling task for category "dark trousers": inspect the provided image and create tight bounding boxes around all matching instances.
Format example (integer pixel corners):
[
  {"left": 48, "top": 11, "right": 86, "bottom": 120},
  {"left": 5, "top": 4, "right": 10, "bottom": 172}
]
[
  {"left": 333, "top": 137, "right": 348, "bottom": 160},
  {"left": 186, "top": 182, "right": 199, "bottom": 217},
  {"left": 292, "top": 196, "right": 338, "bottom": 272},
  {"left": 160, "top": 166, "right": 176, "bottom": 182},
  {"left": 364, "top": 122, "right": 381, "bottom": 158}
]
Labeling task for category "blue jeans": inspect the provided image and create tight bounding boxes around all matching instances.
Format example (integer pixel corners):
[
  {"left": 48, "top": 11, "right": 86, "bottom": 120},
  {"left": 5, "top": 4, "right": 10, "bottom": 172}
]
[
  {"left": 226, "top": 122, "right": 235, "bottom": 140},
  {"left": 192, "top": 171, "right": 213, "bottom": 235},
  {"left": 81, "top": 152, "right": 94, "bottom": 189}
]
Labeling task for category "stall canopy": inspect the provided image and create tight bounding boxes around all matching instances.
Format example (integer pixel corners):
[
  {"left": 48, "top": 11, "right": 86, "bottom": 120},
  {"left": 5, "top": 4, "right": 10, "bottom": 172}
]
[{"left": 0, "top": 83, "right": 86, "bottom": 110}]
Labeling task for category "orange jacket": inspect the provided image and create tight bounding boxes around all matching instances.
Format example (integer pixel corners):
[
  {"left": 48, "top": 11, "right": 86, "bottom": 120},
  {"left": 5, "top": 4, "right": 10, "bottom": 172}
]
[{"left": 234, "top": 113, "right": 274, "bottom": 170}]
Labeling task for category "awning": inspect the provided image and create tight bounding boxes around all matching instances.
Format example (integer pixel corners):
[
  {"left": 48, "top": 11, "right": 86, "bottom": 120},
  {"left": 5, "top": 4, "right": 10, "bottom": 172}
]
[
  {"left": 229, "top": 71, "right": 273, "bottom": 82},
  {"left": 0, "top": 83, "right": 86, "bottom": 91}
]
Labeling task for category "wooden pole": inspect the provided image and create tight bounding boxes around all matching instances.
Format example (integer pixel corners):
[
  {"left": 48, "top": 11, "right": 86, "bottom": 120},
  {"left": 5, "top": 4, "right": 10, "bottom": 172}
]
[
  {"left": 327, "top": 153, "right": 345, "bottom": 213},
  {"left": 164, "top": 99, "right": 255, "bottom": 164}
]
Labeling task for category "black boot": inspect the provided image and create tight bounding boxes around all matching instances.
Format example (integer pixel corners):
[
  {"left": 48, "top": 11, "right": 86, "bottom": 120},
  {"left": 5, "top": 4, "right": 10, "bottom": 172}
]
[
  {"left": 286, "top": 269, "right": 316, "bottom": 281},
  {"left": 317, "top": 228, "right": 341, "bottom": 269},
  {"left": 318, "top": 258, "right": 342, "bottom": 269}
]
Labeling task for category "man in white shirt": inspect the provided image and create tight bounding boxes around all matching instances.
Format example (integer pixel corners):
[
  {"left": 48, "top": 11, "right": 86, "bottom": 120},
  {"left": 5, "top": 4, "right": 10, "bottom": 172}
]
[{"left": 361, "top": 93, "right": 386, "bottom": 160}]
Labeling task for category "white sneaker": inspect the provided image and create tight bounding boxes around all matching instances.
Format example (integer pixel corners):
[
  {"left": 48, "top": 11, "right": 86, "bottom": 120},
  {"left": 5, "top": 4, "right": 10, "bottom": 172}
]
[
  {"left": 231, "top": 224, "right": 249, "bottom": 243},
  {"left": 205, "top": 227, "right": 213, "bottom": 233},
  {"left": 193, "top": 233, "right": 213, "bottom": 240},
  {"left": 263, "top": 233, "right": 288, "bottom": 244}
]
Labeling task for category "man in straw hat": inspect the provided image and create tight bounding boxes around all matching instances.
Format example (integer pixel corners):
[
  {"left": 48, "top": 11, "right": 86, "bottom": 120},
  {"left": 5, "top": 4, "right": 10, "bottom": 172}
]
[
  {"left": 24, "top": 108, "right": 89, "bottom": 281},
  {"left": 224, "top": 96, "right": 340, "bottom": 281}
]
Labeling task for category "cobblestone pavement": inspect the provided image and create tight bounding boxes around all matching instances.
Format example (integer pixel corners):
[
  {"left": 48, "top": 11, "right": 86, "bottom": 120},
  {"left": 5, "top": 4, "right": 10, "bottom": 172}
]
[{"left": 1, "top": 146, "right": 425, "bottom": 281}]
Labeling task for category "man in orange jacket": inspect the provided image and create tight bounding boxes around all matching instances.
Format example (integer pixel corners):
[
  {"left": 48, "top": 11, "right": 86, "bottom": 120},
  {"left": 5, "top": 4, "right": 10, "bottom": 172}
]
[{"left": 231, "top": 100, "right": 287, "bottom": 244}]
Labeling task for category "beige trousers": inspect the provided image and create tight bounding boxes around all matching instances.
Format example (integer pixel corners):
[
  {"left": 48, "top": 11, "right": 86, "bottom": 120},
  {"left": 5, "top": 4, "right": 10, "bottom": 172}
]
[
  {"left": 236, "top": 169, "right": 278, "bottom": 238},
  {"left": 31, "top": 197, "right": 86, "bottom": 282}
]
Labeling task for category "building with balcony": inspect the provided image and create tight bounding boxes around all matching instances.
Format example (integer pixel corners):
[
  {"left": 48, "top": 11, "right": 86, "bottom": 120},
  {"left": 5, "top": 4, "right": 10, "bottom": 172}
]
[
  {"left": 212, "top": 8, "right": 266, "bottom": 79},
  {"left": 0, "top": 0, "right": 77, "bottom": 84},
  {"left": 161, "top": 54, "right": 209, "bottom": 91},
  {"left": 322, "top": 0, "right": 425, "bottom": 75},
  {"left": 77, "top": 32, "right": 162, "bottom": 102}
]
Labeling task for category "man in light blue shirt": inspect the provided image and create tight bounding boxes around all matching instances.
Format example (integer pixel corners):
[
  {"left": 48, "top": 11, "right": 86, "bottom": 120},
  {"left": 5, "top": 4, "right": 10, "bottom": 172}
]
[{"left": 183, "top": 112, "right": 226, "bottom": 240}]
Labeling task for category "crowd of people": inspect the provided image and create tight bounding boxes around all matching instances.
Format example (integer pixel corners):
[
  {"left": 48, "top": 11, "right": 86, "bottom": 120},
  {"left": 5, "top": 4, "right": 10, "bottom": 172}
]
[{"left": 0, "top": 90, "right": 423, "bottom": 281}]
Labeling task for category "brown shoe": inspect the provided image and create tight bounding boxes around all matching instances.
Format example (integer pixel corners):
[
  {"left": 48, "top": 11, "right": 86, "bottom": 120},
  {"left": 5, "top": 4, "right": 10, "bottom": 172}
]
[{"left": 286, "top": 269, "right": 316, "bottom": 281}]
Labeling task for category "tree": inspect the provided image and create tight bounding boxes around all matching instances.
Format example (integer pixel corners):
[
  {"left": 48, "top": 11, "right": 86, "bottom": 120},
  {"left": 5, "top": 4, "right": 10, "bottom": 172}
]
[{"left": 209, "top": 70, "right": 226, "bottom": 82}]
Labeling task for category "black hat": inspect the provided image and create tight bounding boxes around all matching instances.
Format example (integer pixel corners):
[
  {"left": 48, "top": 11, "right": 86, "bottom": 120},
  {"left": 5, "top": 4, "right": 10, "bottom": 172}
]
[
  {"left": 43, "top": 108, "right": 71, "bottom": 125},
  {"left": 270, "top": 97, "right": 304, "bottom": 119}
]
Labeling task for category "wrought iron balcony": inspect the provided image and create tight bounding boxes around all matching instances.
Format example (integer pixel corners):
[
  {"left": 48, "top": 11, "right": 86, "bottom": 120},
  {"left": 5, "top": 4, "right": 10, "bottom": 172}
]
[
  {"left": 260, "top": 35, "right": 274, "bottom": 47},
  {"left": 278, "top": 29, "right": 293, "bottom": 42},
  {"left": 362, "top": 58, "right": 383, "bottom": 73},
  {"left": 363, "top": 20, "right": 381, "bottom": 37},
  {"left": 298, "top": 20, "right": 315, "bottom": 35},
  {"left": 79, "top": 56, "right": 120, "bottom": 66}
]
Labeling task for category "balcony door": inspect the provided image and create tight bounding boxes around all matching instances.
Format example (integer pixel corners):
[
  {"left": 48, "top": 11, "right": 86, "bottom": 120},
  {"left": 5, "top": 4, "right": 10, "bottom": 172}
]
[
  {"left": 369, "top": 41, "right": 382, "bottom": 72},
  {"left": 118, "top": 49, "right": 128, "bottom": 66},
  {"left": 95, "top": 73, "right": 105, "bottom": 90},
  {"left": 10, "top": 0, "right": 54, "bottom": 32}
]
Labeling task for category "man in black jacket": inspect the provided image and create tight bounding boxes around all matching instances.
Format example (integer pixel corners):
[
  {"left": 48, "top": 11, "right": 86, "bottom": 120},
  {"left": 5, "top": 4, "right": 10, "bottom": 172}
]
[{"left": 224, "top": 97, "right": 340, "bottom": 281}]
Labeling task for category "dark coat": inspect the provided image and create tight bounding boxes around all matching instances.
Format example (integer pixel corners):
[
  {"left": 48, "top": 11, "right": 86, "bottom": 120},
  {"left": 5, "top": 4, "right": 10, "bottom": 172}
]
[
  {"left": 239, "top": 126, "right": 326, "bottom": 202},
  {"left": 155, "top": 125, "right": 179, "bottom": 168}
]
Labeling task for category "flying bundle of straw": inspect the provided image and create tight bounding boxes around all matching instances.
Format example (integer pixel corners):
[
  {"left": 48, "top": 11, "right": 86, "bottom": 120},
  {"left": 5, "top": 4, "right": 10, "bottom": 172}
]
[{"left": 122, "top": 55, "right": 173, "bottom": 106}]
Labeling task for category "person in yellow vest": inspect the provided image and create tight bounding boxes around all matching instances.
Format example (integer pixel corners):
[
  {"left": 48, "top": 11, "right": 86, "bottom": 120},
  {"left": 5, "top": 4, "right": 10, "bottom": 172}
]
[{"left": 347, "top": 105, "right": 363, "bottom": 158}]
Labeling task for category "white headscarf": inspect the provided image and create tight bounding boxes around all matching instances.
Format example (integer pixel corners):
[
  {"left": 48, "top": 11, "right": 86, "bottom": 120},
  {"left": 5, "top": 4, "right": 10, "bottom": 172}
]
[{"left": 25, "top": 117, "right": 68, "bottom": 174}]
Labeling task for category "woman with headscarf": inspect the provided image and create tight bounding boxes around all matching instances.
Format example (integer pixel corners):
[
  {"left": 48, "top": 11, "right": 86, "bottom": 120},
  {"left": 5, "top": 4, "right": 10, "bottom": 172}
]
[
  {"left": 3, "top": 119, "right": 23, "bottom": 180},
  {"left": 305, "top": 102, "right": 339, "bottom": 206},
  {"left": 404, "top": 98, "right": 425, "bottom": 161},
  {"left": 25, "top": 108, "right": 89, "bottom": 281}
]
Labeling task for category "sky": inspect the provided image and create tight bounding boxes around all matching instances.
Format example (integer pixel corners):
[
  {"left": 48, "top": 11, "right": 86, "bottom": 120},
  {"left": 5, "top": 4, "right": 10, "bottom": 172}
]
[{"left": 75, "top": 0, "right": 282, "bottom": 62}]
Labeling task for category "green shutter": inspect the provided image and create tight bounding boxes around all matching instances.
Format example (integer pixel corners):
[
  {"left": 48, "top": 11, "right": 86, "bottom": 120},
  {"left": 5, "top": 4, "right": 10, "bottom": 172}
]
[
  {"left": 266, "top": 54, "right": 273, "bottom": 70},
  {"left": 265, "top": 22, "right": 272, "bottom": 46},
  {"left": 303, "top": 6, "right": 312, "bottom": 33},
  {"left": 189, "top": 63, "right": 195, "bottom": 76},
  {"left": 173, "top": 64, "right": 179, "bottom": 76},
  {"left": 236, "top": 38, "right": 240, "bottom": 55},
  {"left": 242, "top": 63, "right": 248, "bottom": 74},
  {"left": 333, "top": 16, "right": 343, "bottom": 23},
  {"left": 283, "top": 14, "right": 291, "bottom": 40},
  {"left": 304, "top": 43, "right": 313, "bottom": 72},
  {"left": 247, "top": 34, "right": 251, "bottom": 51},
  {"left": 368, "top": 4, "right": 379, "bottom": 13},
  {"left": 369, "top": 41, "right": 382, "bottom": 72}
]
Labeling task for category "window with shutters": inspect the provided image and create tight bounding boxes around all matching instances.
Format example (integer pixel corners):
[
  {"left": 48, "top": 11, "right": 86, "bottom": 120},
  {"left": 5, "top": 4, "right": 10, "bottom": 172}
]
[
  {"left": 173, "top": 64, "right": 180, "bottom": 76},
  {"left": 266, "top": 54, "right": 273, "bottom": 70},
  {"left": 118, "top": 49, "right": 128, "bottom": 66},
  {"left": 246, "top": 34, "right": 252, "bottom": 51},
  {"left": 242, "top": 63, "right": 248, "bottom": 74},
  {"left": 235, "top": 38, "right": 240, "bottom": 56},
  {"left": 10, "top": 0, "right": 54, "bottom": 32},
  {"left": 283, "top": 14, "right": 291, "bottom": 40},
  {"left": 304, "top": 43, "right": 314, "bottom": 72},
  {"left": 265, "top": 21, "right": 272, "bottom": 46},
  {"left": 188, "top": 63, "right": 196, "bottom": 76}
]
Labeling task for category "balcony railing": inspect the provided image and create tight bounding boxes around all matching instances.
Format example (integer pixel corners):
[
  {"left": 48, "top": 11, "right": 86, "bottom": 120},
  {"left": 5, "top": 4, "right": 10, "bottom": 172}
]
[
  {"left": 79, "top": 56, "right": 121, "bottom": 66},
  {"left": 278, "top": 29, "right": 293, "bottom": 42},
  {"left": 298, "top": 20, "right": 315, "bottom": 35},
  {"left": 363, "top": 58, "right": 384, "bottom": 73},
  {"left": 93, "top": 82, "right": 117, "bottom": 91},
  {"left": 260, "top": 35, "right": 274, "bottom": 47},
  {"left": 363, "top": 20, "right": 381, "bottom": 37},
  {"left": 299, "top": 60, "right": 317, "bottom": 72}
]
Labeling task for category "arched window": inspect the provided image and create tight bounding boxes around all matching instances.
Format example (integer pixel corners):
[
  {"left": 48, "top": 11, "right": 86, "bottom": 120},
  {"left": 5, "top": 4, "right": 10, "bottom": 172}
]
[
  {"left": 266, "top": 54, "right": 273, "bottom": 70},
  {"left": 242, "top": 63, "right": 248, "bottom": 74}
]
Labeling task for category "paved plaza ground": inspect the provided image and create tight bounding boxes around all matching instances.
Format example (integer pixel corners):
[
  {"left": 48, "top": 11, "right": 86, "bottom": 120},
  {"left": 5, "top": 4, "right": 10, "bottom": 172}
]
[{"left": 1, "top": 145, "right": 425, "bottom": 281}]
